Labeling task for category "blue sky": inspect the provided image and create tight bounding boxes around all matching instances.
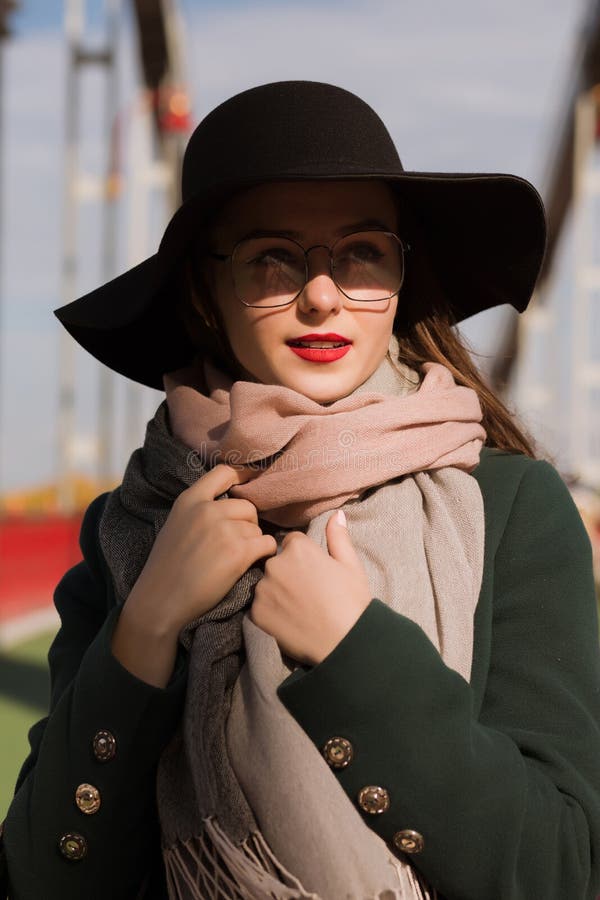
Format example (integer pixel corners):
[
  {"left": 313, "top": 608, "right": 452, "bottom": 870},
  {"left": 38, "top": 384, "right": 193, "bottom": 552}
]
[
  {"left": 11, "top": 0, "right": 274, "bottom": 33},
  {"left": 9, "top": 0, "right": 110, "bottom": 32},
  {"left": 0, "top": 0, "right": 590, "bottom": 492},
  {"left": 9, "top": 1, "right": 67, "bottom": 31}
]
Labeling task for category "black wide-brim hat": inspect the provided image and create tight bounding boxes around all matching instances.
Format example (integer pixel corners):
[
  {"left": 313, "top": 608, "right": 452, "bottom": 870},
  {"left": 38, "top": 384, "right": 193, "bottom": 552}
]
[{"left": 54, "top": 80, "right": 547, "bottom": 390}]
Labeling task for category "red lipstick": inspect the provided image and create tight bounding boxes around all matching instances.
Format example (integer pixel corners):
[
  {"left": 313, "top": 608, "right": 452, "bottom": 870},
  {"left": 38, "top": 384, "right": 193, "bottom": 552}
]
[
  {"left": 286, "top": 331, "right": 352, "bottom": 363},
  {"left": 287, "top": 332, "right": 351, "bottom": 343}
]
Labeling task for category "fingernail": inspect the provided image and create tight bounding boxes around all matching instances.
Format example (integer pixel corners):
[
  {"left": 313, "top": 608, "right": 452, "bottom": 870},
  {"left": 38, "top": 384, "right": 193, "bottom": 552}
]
[{"left": 336, "top": 509, "right": 347, "bottom": 527}]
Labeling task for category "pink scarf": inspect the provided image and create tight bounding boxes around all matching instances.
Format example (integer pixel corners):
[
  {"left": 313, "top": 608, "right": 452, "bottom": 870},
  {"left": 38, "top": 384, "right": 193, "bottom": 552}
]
[{"left": 163, "top": 347, "right": 485, "bottom": 527}]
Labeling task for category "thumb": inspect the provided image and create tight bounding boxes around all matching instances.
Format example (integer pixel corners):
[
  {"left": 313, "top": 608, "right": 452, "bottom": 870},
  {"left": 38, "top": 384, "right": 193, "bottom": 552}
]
[{"left": 326, "top": 509, "right": 361, "bottom": 569}]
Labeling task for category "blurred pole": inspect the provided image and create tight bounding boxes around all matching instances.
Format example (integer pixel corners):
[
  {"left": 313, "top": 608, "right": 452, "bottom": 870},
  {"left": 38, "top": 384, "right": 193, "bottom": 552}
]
[
  {"left": 123, "top": 94, "right": 157, "bottom": 459},
  {"left": 97, "top": 0, "right": 119, "bottom": 490},
  {"left": 57, "top": 0, "right": 82, "bottom": 515},
  {"left": 0, "top": 10, "right": 5, "bottom": 515},
  {"left": 0, "top": 1, "right": 20, "bottom": 515},
  {"left": 571, "top": 85, "right": 600, "bottom": 485},
  {"left": 124, "top": 0, "right": 192, "bottom": 460},
  {"left": 59, "top": 0, "right": 122, "bottom": 512},
  {"left": 159, "top": 0, "right": 188, "bottom": 206}
]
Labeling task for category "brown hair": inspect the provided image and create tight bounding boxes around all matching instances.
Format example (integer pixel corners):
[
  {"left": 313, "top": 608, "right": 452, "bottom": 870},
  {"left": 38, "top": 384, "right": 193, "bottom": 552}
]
[
  {"left": 176, "top": 203, "right": 539, "bottom": 460},
  {"left": 393, "top": 309, "right": 537, "bottom": 456},
  {"left": 390, "top": 202, "right": 539, "bottom": 458}
]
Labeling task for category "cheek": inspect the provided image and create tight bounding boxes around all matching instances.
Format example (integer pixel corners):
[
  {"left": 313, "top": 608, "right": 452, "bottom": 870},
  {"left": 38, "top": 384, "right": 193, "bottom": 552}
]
[
  {"left": 211, "top": 274, "right": 244, "bottom": 337},
  {"left": 228, "top": 318, "right": 253, "bottom": 355},
  {"left": 219, "top": 299, "right": 260, "bottom": 360},
  {"left": 371, "top": 299, "right": 398, "bottom": 338}
]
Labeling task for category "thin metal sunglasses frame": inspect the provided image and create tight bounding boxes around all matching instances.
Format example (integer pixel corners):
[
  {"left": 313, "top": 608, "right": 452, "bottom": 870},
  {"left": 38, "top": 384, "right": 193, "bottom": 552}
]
[{"left": 206, "top": 229, "right": 411, "bottom": 308}]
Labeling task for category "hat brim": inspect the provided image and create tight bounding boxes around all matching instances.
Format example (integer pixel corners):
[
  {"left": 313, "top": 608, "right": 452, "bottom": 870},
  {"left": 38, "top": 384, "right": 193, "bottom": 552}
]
[{"left": 54, "top": 170, "right": 546, "bottom": 390}]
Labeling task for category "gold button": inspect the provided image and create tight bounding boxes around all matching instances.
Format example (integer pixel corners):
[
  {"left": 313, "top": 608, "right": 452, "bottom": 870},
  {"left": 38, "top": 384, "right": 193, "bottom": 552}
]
[
  {"left": 357, "top": 785, "right": 390, "bottom": 815},
  {"left": 59, "top": 832, "right": 87, "bottom": 861},
  {"left": 392, "top": 829, "right": 424, "bottom": 854},
  {"left": 322, "top": 736, "right": 354, "bottom": 769},
  {"left": 75, "top": 783, "right": 101, "bottom": 815},
  {"left": 92, "top": 730, "right": 116, "bottom": 762}
]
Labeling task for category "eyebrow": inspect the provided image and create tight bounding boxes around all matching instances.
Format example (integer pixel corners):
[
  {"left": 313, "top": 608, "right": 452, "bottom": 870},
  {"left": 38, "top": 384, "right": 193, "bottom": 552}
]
[{"left": 235, "top": 218, "right": 394, "bottom": 242}]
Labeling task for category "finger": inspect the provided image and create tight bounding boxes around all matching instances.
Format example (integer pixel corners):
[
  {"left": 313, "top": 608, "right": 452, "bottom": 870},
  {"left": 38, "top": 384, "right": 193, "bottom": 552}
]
[
  {"left": 211, "top": 497, "right": 260, "bottom": 525},
  {"left": 244, "top": 533, "right": 278, "bottom": 567},
  {"left": 280, "top": 530, "right": 306, "bottom": 550},
  {"left": 231, "top": 519, "right": 265, "bottom": 538},
  {"left": 184, "top": 463, "right": 263, "bottom": 503},
  {"left": 325, "top": 510, "right": 361, "bottom": 568}
]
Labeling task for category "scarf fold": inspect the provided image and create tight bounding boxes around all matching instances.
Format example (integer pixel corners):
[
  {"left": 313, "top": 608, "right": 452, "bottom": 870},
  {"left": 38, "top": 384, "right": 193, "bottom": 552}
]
[
  {"left": 163, "top": 337, "right": 484, "bottom": 528},
  {"left": 97, "top": 334, "right": 487, "bottom": 899}
]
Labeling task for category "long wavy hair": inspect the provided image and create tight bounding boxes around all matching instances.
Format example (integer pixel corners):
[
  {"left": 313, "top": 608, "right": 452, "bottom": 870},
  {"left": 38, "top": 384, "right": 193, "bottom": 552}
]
[{"left": 175, "top": 193, "right": 539, "bottom": 460}]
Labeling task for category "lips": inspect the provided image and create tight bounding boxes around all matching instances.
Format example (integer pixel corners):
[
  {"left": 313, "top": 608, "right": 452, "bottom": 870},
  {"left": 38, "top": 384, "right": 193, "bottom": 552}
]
[
  {"left": 286, "top": 332, "right": 352, "bottom": 348},
  {"left": 285, "top": 332, "right": 354, "bottom": 366}
]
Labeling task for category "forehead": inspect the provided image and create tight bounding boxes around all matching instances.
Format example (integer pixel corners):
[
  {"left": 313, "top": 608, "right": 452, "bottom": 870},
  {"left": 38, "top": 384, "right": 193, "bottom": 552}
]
[{"left": 209, "top": 180, "right": 399, "bottom": 241}]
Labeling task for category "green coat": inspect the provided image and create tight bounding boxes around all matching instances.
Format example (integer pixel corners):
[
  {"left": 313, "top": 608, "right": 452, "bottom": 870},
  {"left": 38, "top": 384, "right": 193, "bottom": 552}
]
[{"left": 3, "top": 447, "right": 600, "bottom": 899}]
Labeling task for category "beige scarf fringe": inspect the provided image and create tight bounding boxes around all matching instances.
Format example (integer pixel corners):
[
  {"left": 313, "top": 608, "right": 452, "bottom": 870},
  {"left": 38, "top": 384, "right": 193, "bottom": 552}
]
[{"left": 163, "top": 817, "right": 438, "bottom": 899}]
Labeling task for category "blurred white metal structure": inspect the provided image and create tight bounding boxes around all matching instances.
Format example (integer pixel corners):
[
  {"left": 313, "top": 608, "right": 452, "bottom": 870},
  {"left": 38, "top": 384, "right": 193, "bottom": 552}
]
[
  {"left": 58, "top": 0, "right": 190, "bottom": 513},
  {"left": 511, "top": 0, "right": 600, "bottom": 487},
  {"left": 572, "top": 86, "right": 600, "bottom": 484},
  {"left": 121, "top": 98, "right": 172, "bottom": 463},
  {"left": 0, "top": 1, "right": 20, "bottom": 514},
  {"left": 122, "top": 0, "right": 190, "bottom": 465},
  {"left": 58, "top": 0, "right": 120, "bottom": 513}
]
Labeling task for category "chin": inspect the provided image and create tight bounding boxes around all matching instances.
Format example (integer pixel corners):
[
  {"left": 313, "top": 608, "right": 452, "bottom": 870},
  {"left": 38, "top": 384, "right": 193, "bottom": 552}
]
[
  {"left": 292, "top": 379, "right": 354, "bottom": 405},
  {"left": 260, "top": 359, "right": 359, "bottom": 402}
]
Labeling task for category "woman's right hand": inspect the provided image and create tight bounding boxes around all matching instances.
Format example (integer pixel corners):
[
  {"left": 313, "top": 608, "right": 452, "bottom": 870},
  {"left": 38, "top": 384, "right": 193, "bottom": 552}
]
[{"left": 110, "top": 463, "right": 277, "bottom": 687}]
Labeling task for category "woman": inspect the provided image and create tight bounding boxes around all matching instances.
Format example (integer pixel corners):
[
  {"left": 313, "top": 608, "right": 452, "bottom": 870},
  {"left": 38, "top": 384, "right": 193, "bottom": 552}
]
[{"left": 2, "top": 80, "right": 600, "bottom": 900}]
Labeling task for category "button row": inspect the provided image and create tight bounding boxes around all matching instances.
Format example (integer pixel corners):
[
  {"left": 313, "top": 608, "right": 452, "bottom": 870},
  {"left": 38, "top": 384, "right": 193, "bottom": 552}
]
[
  {"left": 58, "top": 729, "right": 117, "bottom": 862},
  {"left": 321, "top": 735, "right": 425, "bottom": 855}
]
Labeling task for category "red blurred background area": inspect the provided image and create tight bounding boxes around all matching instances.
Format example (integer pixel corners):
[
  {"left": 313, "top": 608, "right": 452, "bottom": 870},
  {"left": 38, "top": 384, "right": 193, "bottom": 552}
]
[{"left": 0, "top": 512, "right": 83, "bottom": 627}]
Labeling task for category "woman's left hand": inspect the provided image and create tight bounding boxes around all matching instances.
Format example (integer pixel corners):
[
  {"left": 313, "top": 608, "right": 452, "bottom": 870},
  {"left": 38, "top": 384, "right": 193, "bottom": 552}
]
[{"left": 249, "top": 510, "right": 373, "bottom": 666}]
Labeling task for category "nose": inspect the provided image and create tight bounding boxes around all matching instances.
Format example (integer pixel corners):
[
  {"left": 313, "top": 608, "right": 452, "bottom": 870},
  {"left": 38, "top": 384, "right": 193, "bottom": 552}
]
[{"left": 296, "top": 245, "right": 342, "bottom": 315}]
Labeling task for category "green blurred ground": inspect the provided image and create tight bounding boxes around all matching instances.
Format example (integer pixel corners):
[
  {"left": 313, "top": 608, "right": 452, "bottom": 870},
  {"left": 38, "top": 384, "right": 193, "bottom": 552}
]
[{"left": 0, "top": 630, "right": 54, "bottom": 820}]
